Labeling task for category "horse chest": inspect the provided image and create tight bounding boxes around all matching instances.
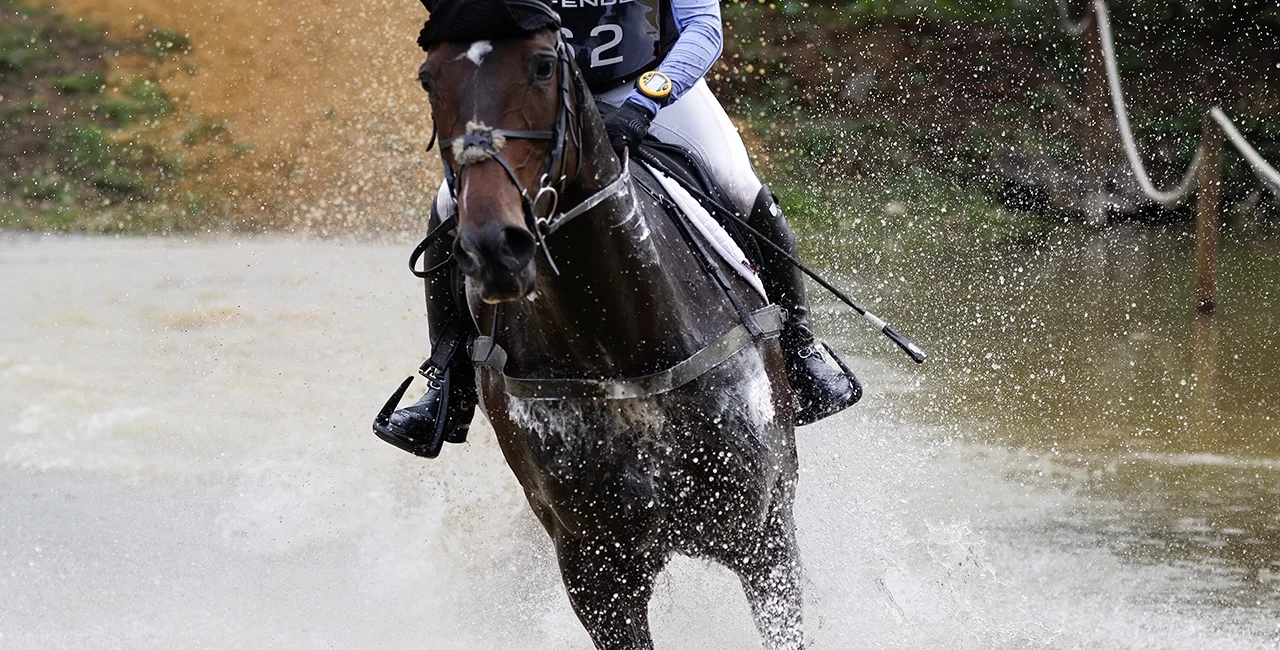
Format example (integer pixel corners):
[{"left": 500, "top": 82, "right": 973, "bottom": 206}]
[
  {"left": 484, "top": 354, "right": 787, "bottom": 530},
  {"left": 504, "top": 397, "right": 668, "bottom": 476}
]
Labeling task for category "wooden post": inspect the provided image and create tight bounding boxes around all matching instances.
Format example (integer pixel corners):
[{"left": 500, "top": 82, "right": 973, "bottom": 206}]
[
  {"left": 1079, "top": 4, "right": 1115, "bottom": 226},
  {"left": 1194, "top": 116, "right": 1223, "bottom": 314}
]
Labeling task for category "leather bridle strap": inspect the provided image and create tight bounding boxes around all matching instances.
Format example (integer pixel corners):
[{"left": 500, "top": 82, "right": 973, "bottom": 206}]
[
  {"left": 540, "top": 150, "right": 631, "bottom": 235},
  {"left": 431, "top": 35, "right": 628, "bottom": 274},
  {"left": 408, "top": 212, "right": 459, "bottom": 279}
]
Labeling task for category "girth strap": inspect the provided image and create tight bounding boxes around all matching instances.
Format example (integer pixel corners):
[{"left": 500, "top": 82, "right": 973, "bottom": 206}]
[{"left": 471, "top": 305, "right": 785, "bottom": 400}]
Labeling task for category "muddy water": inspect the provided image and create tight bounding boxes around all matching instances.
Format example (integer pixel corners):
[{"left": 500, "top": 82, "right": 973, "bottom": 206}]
[{"left": 1, "top": 233, "right": 1277, "bottom": 648}]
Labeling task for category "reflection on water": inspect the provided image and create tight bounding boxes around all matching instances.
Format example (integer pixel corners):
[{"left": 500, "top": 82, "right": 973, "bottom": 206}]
[
  {"left": 803, "top": 222, "right": 1280, "bottom": 629},
  {"left": 859, "top": 226, "right": 1280, "bottom": 458},
  {"left": 1, "top": 233, "right": 1278, "bottom": 647}
]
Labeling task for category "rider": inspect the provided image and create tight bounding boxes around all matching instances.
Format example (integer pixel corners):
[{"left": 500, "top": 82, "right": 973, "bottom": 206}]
[{"left": 375, "top": 0, "right": 861, "bottom": 457}]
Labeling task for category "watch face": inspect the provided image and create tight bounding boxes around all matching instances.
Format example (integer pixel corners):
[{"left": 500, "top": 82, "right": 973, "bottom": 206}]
[{"left": 639, "top": 71, "right": 672, "bottom": 99}]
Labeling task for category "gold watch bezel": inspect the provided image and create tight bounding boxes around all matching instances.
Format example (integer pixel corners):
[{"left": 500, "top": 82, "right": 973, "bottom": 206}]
[{"left": 637, "top": 70, "right": 673, "bottom": 103}]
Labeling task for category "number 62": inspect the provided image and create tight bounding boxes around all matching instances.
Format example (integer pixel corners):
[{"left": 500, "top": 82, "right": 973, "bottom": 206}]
[{"left": 561, "top": 26, "right": 624, "bottom": 68}]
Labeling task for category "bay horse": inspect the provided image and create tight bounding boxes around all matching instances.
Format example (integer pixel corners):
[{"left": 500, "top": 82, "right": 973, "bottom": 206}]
[{"left": 420, "top": 15, "right": 804, "bottom": 650}]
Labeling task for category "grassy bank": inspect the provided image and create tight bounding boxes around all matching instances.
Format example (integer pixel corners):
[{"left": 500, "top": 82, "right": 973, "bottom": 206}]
[
  {"left": 4, "top": 0, "right": 1278, "bottom": 236},
  {"left": 0, "top": 0, "right": 251, "bottom": 232},
  {"left": 775, "top": 169, "right": 1056, "bottom": 261}
]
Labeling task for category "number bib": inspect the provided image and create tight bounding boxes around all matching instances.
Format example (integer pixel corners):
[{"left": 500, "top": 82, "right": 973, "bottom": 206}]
[{"left": 551, "top": 0, "right": 679, "bottom": 91}]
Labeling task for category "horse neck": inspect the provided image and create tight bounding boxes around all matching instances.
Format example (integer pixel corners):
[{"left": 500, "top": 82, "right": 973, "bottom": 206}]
[{"left": 490, "top": 115, "right": 743, "bottom": 378}]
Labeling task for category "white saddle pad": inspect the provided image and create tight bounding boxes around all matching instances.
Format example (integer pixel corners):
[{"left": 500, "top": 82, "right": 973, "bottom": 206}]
[{"left": 641, "top": 164, "right": 768, "bottom": 302}]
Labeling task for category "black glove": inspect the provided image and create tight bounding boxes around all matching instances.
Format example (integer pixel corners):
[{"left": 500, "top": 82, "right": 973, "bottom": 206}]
[{"left": 603, "top": 100, "right": 654, "bottom": 155}]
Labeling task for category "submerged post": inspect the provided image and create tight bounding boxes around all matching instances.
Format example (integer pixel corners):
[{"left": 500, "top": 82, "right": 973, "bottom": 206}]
[
  {"left": 1194, "top": 116, "right": 1223, "bottom": 314},
  {"left": 1079, "top": 3, "right": 1114, "bottom": 227}
]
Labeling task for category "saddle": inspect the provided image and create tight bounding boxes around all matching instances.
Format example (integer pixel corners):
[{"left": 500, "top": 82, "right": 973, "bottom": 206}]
[{"left": 631, "top": 140, "right": 766, "bottom": 276}]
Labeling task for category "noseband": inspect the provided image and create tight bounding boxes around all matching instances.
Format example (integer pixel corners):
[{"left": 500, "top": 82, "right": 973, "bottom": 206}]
[{"left": 433, "top": 33, "right": 630, "bottom": 275}]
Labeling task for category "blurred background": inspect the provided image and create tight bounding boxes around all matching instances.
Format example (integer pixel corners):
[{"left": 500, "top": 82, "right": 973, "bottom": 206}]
[
  {"left": 2, "top": 1, "right": 1278, "bottom": 648},
  {"left": 2, "top": 0, "right": 431, "bottom": 233},
  {"left": 2, "top": 0, "right": 1277, "bottom": 233}
]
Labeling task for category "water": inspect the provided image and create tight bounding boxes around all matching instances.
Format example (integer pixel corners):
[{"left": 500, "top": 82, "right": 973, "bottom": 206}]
[{"left": 1, "top": 233, "right": 1277, "bottom": 648}]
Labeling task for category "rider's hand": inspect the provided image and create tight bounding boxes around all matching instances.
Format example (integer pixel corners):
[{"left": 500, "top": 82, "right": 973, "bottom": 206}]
[{"left": 604, "top": 100, "right": 654, "bottom": 155}]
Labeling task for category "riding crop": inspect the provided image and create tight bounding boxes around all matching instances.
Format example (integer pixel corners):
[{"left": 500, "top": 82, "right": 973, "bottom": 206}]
[{"left": 633, "top": 148, "right": 928, "bottom": 365}]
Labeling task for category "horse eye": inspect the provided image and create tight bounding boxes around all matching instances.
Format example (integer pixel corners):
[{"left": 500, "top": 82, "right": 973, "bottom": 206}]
[
  {"left": 532, "top": 59, "right": 555, "bottom": 82},
  {"left": 418, "top": 72, "right": 436, "bottom": 95}
]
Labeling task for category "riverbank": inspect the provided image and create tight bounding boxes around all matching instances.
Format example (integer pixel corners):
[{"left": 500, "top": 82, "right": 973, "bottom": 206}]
[
  {"left": 2, "top": 0, "right": 430, "bottom": 235},
  {"left": 1, "top": 0, "right": 246, "bottom": 232},
  {"left": 719, "top": 0, "right": 1280, "bottom": 222}
]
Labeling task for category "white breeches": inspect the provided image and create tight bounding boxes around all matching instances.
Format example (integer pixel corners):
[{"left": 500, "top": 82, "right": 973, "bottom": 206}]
[
  {"left": 598, "top": 79, "right": 763, "bottom": 214},
  {"left": 435, "top": 78, "right": 763, "bottom": 217}
]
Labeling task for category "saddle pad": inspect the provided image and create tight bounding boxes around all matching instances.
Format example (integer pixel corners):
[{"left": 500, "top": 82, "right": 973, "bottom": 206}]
[{"left": 641, "top": 163, "right": 768, "bottom": 302}]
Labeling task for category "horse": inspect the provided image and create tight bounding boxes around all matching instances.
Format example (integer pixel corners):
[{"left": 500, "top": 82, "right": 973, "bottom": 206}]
[{"left": 419, "top": 21, "right": 805, "bottom": 650}]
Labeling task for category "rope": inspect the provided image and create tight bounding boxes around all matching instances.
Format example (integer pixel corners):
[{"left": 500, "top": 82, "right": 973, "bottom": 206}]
[
  {"left": 1076, "top": 0, "right": 1280, "bottom": 205},
  {"left": 1093, "top": 0, "right": 1203, "bottom": 207},
  {"left": 1210, "top": 108, "right": 1280, "bottom": 193}
]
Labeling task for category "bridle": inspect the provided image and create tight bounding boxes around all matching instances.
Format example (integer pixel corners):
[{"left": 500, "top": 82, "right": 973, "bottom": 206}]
[{"left": 426, "top": 20, "right": 630, "bottom": 276}]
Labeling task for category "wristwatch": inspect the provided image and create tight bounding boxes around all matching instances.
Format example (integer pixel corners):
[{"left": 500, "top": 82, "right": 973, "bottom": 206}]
[{"left": 636, "top": 70, "right": 673, "bottom": 105}]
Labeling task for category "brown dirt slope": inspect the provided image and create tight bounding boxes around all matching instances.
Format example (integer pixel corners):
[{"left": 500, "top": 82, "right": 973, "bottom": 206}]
[{"left": 51, "top": 0, "right": 439, "bottom": 234}]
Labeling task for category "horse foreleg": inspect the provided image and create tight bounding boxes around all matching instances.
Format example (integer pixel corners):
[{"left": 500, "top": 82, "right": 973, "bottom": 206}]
[
  {"left": 730, "top": 507, "right": 804, "bottom": 650},
  {"left": 554, "top": 535, "right": 665, "bottom": 650}
]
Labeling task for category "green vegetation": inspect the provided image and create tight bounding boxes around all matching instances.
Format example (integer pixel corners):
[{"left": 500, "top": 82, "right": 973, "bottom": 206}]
[
  {"left": 140, "top": 27, "right": 192, "bottom": 59},
  {"left": 0, "top": 0, "right": 243, "bottom": 233},
  {"left": 774, "top": 166, "right": 1056, "bottom": 260}
]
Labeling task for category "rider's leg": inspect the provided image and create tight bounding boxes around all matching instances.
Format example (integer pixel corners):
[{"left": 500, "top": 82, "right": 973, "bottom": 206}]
[
  {"left": 639, "top": 80, "right": 762, "bottom": 215},
  {"left": 622, "top": 80, "right": 861, "bottom": 424},
  {"left": 598, "top": 80, "right": 760, "bottom": 213},
  {"left": 373, "top": 184, "right": 479, "bottom": 457},
  {"left": 745, "top": 185, "right": 861, "bottom": 424}
]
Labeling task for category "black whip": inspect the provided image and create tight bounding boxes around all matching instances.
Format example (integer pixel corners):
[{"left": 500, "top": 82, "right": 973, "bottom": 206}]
[{"left": 633, "top": 147, "right": 927, "bottom": 364}]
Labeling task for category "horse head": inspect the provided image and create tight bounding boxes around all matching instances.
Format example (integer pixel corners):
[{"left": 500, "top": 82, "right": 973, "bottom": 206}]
[{"left": 419, "top": 16, "right": 590, "bottom": 304}]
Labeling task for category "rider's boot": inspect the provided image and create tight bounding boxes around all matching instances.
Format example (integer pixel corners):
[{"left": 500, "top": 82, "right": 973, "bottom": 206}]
[
  {"left": 372, "top": 205, "right": 478, "bottom": 458},
  {"left": 748, "top": 185, "right": 862, "bottom": 425}
]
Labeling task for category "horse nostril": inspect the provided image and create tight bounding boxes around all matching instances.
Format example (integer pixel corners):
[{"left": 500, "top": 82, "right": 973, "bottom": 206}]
[
  {"left": 499, "top": 226, "right": 536, "bottom": 271},
  {"left": 453, "top": 239, "right": 482, "bottom": 276},
  {"left": 454, "top": 223, "right": 535, "bottom": 276}
]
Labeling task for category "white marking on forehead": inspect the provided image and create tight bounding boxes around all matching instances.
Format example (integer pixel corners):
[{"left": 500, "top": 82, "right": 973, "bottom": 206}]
[{"left": 458, "top": 41, "right": 493, "bottom": 66}]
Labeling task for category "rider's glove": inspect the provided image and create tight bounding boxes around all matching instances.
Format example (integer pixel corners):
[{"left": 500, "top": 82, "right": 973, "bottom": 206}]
[{"left": 604, "top": 100, "right": 655, "bottom": 155}]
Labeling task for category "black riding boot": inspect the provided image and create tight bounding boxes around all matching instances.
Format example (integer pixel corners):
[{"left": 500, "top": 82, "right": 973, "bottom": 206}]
[
  {"left": 372, "top": 205, "right": 478, "bottom": 458},
  {"left": 748, "top": 186, "right": 862, "bottom": 425}
]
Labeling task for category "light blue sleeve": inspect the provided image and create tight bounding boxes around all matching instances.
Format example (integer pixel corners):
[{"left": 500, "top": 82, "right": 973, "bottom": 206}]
[{"left": 627, "top": 0, "right": 724, "bottom": 116}]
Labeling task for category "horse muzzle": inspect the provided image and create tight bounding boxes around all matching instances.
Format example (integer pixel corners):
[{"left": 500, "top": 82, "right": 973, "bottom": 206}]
[{"left": 454, "top": 222, "right": 538, "bottom": 304}]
